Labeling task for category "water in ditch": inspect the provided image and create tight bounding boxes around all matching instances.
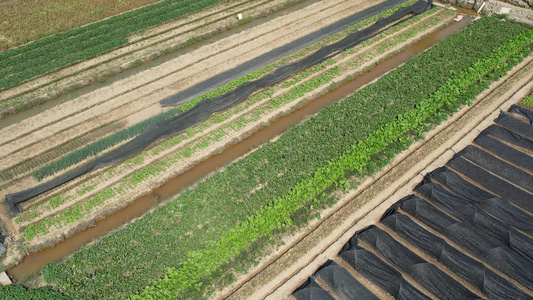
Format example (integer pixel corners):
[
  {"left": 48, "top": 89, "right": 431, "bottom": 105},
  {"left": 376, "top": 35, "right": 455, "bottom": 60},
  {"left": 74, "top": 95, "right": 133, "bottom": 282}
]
[{"left": 7, "top": 15, "right": 472, "bottom": 281}]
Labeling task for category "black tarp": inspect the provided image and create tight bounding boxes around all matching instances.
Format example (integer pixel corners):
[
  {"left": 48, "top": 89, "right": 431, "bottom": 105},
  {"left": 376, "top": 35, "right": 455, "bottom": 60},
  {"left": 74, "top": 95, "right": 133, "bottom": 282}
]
[
  {"left": 394, "top": 195, "right": 533, "bottom": 290},
  {"left": 339, "top": 237, "right": 431, "bottom": 300},
  {"left": 480, "top": 124, "right": 533, "bottom": 152},
  {"left": 293, "top": 278, "right": 335, "bottom": 300},
  {"left": 5, "top": 0, "right": 434, "bottom": 215},
  {"left": 495, "top": 112, "right": 533, "bottom": 139},
  {"left": 380, "top": 209, "right": 532, "bottom": 300},
  {"left": 509, "top": 104, "right": 533, "bottom": 124},
  {"left": 415, "top": 182, "right": 533, "bottom": 263},
  {"left": 446, "top": 155, "right": 533, "bottom": 213},
  {"left": 454, "top": 145, "right": 533, "bottom": 193},
  {"left": 314, "top": 260, "right": 378, "bottom": 300},
  {"left": 355, "top": 225, "right": 479, "bottom": 300},
  {"left": 474, "top": 131, "right": 533, "bottom": 171},
  {"left": 424, "top": 168, "right": 533, "bottom": 235}
]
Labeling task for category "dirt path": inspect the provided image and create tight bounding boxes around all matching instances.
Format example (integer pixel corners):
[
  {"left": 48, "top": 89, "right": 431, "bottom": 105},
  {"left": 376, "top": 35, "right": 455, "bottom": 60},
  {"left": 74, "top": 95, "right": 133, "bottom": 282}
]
[{"left": 222, "top": 54, "right": 533, "bottom": 299}]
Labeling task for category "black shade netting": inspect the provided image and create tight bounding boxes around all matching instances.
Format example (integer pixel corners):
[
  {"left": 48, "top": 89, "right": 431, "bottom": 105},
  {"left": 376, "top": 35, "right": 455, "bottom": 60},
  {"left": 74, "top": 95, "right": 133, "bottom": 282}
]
[
  {"left": 415, "top": 181, "right": 533, "bottom": 262},
  {"left": 474, "top": 132, "right": 533, "bottom": 172},
  {"left": 338, "top": 237, "right": 431, "bottom": 300},
  {"left": 5, "top": 0, "right": 434, "bottom": 215},
  {"left": 446, "top": 155, "right": 533, "bottom": 213},
  {"left": 293, "top": 277, "right": 335, "bottom": 300},
  {"left": 380, "top": 209, "right": 532, "bottom": 300},
  {"left": 495, "top": 112, "right": 533, "bottom": 140},
  {"left": 355, "top": 225, "right": 479, "bottom": 300},
  {"left": 393, "top": 195, "right": 533, "bottom": 290},
  {"left": 509, "top": 104, "right": 533, "bottom": 124},
  {"left": 161, "top": 0, "right": 412, "bottom": 107},
  {"left": 480, "top": 124, "right": 533, "bottom": 152},
  {"left": 454, "top": 145, "right": 533, "bottom": 193},
  {"left": 422, "top": 170, "right": 533, "bottom": 235},
  {"left": 314, "top": 260, "right": 378, "bottom": 300}
]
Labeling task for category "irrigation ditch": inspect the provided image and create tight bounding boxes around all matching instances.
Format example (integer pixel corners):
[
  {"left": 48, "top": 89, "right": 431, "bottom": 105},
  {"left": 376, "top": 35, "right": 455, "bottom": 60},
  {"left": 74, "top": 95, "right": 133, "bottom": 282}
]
[{"left": 6, "top": 9, "right": 471, "bottom": 282}]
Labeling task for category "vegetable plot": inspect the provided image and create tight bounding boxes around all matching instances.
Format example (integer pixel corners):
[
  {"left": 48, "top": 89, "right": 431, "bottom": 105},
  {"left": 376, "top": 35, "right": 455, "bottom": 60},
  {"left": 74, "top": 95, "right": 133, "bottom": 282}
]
[{"left": 41, "top": 17, "right": 533, "bottom": 299}]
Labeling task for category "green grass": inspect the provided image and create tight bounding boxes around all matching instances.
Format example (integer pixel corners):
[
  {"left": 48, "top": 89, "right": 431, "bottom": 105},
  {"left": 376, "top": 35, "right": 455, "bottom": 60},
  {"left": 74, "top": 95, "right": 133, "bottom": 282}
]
[{"left": 522, "top": 95, "right": 533, "bottom": 107}]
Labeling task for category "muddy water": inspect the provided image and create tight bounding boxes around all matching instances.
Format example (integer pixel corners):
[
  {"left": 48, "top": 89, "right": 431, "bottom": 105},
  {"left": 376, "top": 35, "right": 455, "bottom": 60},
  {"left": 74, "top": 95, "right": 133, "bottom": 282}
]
[{"left": 7, "top": 15, "right": 472, "bottom": 281}]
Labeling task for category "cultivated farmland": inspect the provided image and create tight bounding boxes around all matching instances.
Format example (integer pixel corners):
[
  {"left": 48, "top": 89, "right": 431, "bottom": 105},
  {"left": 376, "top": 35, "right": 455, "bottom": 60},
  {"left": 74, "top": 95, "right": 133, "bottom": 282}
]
[{"left": 1, "top": 0, "right": 533, "bottom": 298}]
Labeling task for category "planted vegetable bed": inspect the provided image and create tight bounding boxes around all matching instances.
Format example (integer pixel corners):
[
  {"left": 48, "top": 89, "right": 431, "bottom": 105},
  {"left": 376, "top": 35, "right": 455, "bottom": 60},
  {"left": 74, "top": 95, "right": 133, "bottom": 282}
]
[{"left": 40, "top": 17, "right": 533, "bottom": 299}]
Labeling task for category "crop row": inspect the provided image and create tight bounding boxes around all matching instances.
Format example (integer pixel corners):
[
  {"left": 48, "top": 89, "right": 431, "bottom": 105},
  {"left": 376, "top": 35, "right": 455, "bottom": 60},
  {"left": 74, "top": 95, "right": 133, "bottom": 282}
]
[
  {"left": 28, "top": 0, "right": 424, "bottom": 182},
  {"left": 15, "top": 5, "right": 446, "bottom": 232},
  {"left": 40, "top": 17, "right": 533, "bottom": 299},
  {"left": 0, "top": 0, "right": 238, "bottom": 91}
]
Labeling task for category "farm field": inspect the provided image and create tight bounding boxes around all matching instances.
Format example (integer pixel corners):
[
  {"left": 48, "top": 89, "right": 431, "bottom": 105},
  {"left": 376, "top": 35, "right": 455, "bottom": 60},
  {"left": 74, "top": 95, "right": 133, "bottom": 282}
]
[
  {"left": 1, "top": 0, "right": 448, "bottom": 254},
  {"left": 1, "top": 0, "right": 533, "bottom": 299},
  {"left": 0, "top": 0, "right": 311, "bottom": 117}
]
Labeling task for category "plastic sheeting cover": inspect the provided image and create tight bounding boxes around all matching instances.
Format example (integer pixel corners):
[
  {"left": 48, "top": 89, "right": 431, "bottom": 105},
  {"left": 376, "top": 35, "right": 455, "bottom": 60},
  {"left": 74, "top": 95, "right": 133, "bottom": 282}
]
[
  {"left": 474, "top": 131, "right": 533, "bottom": 171},
  {"left": 447, "top": 155, "right": 533, "bottom": 213},
  {"left": 380, "top": 209, "right": 532, "bottom": 300},
  {"left": 339, "top": 236, "right": 431, "bottom": 300},
  {"left": 355, "top": 225, "right": 479, "bottom": 300},
  {"left": 415, "top": 182, "right": 533, "bottom": 263},
  {"left": 394, "top": 195, "right": 533, "bottom": 290},
  {"left": 160, "top": 0, "right": 411, "bottom": 106},
  {"left": 509, "top": 104, "right": 533, "bottom": 124},
  {"left": 455, "top": 145, "right": 533, "bottom": 193},
  {"left": 4, "top": 0, "right": 434, "bottom": 215},
  {"left": 496, "top": 112, "right": 533, "bottom": 139},
  {"left": 480, "top": 124, "right": 533, "bottom": 152},
  {"left": 314, "top": 260, "right": 378, "bottom": 300},
  {"left": 424, "top": 169, "right": 533, "bottom": 235}
]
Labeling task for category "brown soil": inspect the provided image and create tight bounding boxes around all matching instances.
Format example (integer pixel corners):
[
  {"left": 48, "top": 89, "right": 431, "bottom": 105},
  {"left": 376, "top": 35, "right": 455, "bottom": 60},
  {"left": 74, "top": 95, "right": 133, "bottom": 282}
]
[{"left": 222, "top": 55, "right": 533, "bottom": 299}]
